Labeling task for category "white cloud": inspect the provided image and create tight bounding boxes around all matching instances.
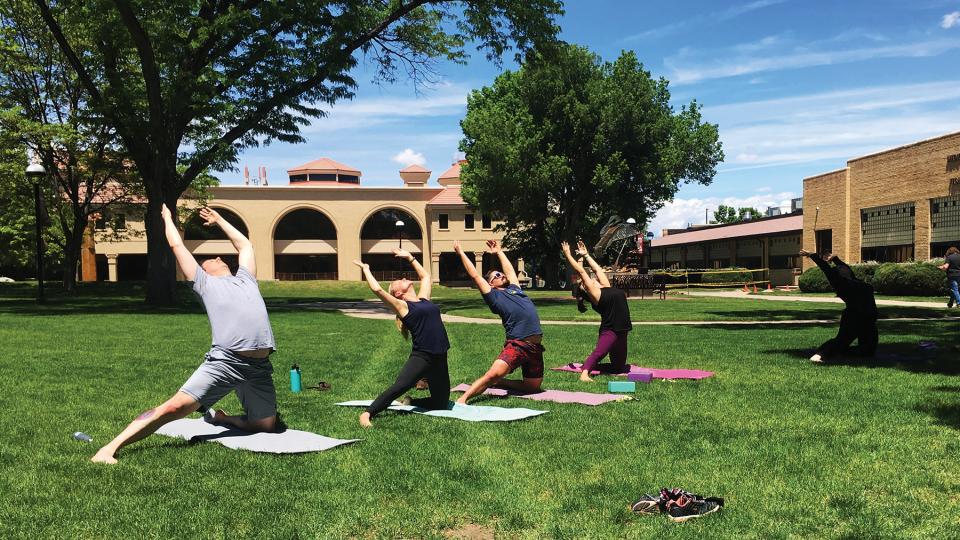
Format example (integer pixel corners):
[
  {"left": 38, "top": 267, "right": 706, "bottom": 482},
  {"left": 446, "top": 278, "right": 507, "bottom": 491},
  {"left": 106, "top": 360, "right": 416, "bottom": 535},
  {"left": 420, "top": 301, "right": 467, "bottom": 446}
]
[
  {"left": 300, "top": 81, "right": 469, "bottom": 134},
  {"left": 666, "top": 37, "right": 960, "bottom": 84},
  {"left": 391, "top": 148, "right": 427, "bottom": 167},
  {"left": 943, "top": 11, "right": 960, "bottom": 28},
  {"left": 703, "top": 81, "right": 960, "bottom": 170},
  {"left": 647, "top": 192, "right": 798, "bottom": 236},
  {"left": 622, "top": 0, "right": 786, "bottom": 41}
]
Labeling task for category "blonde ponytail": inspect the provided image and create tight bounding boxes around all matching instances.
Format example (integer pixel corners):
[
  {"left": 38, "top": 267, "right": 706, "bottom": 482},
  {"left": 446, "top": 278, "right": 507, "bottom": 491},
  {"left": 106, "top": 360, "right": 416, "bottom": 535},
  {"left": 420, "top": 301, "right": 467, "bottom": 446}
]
[{"left": 395, "top": 316, "right": 410, "bottom": 340}]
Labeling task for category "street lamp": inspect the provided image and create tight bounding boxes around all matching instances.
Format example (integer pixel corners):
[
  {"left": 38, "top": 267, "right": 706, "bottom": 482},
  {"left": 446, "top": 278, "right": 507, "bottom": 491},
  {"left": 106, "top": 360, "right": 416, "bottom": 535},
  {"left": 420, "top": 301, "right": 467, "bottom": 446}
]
[
  {"left": 26, "top": 161, "right": 46, "bottom": 302},
  {"left": 395, "top": 219, "right": 405, "bottom": 249}
]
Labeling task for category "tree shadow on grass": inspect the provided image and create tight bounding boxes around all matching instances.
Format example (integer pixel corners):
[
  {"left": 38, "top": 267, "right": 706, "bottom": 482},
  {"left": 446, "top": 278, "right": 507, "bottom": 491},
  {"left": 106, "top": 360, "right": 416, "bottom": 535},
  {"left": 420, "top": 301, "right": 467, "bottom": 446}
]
[
  {"left": 704, "top": 306, "right": 949, "bottom": 322},
  {"left": 916, "top": 385, "right": 960, "bottom": 430}
]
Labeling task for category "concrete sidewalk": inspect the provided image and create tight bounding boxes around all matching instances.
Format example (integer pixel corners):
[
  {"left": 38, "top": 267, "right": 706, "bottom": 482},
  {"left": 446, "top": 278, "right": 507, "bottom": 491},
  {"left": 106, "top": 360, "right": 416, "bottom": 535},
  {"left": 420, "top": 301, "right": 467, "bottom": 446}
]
[
  {"left": 678, "top": 289, "right": 947, "bottom": 309},
  {"left": 291, "top": 301, "right": 948, "bottom": 326}
]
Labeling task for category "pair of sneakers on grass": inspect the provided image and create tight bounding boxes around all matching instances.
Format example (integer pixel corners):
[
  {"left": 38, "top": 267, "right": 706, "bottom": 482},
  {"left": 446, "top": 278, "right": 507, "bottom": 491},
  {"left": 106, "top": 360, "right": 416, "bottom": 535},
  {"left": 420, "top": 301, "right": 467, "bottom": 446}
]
[{"left": 631, "top": 488, "right": 724, "bottom": 522}]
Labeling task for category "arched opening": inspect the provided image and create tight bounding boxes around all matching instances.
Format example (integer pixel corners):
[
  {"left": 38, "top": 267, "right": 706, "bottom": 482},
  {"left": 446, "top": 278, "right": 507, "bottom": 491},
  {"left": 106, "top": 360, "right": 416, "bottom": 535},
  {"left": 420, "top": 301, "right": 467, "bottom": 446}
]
[
  {"left": 360, "top": 208, "right": 423, "bottom": 280},
  {"left": 183, "top": 208, "right": 249, "bottom": 240},
  {"left": 181, "top": 207, "right": 250, "bottom": 275},
  {"left": 273, "top": 208, "right": 338, "bottom": 280}
]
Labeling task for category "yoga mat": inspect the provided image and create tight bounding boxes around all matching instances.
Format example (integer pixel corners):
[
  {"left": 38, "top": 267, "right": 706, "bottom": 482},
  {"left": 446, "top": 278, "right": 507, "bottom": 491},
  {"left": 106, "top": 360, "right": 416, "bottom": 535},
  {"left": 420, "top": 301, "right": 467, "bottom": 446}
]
[
  {"left": 336, "top": 400, "right": 547, "bottom": 422},
  {"left": 156, "top": 418, "right": 359, "bottom": 454},
  {"left": 551, "top": 363, "right": 714, "bottom": 380},
  {"left": 449, "top": 384, "right": 628, "bottom": 406}
]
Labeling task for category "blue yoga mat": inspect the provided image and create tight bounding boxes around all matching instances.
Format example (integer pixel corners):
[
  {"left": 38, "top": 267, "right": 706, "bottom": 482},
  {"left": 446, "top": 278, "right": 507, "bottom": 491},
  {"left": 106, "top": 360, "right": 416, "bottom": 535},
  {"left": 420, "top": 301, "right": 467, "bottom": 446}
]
[{"left": 336, "top": 400, "right": 547, "bottom": 422}]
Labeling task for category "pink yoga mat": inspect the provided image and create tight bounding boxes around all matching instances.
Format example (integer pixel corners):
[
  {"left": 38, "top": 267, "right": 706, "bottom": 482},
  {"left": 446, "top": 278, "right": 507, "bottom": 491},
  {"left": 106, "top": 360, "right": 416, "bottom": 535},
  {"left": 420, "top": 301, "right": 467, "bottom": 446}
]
[
  {"left": 450, "top": 384, "right": 627, "bottom": 405},
  {"left": 551, "top": 363, "right": 714, "bottom": 380}
]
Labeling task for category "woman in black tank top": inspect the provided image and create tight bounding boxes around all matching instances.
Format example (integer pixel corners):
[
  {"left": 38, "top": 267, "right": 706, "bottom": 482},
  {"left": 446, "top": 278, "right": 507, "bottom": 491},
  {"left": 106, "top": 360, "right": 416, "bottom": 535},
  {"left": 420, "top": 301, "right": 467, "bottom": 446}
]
[
  {"left": 354, "top": 249, "right": 451, "bottom": 428},
  {"left": 562, "top": 241, "right": 633, "bottom": 382}
]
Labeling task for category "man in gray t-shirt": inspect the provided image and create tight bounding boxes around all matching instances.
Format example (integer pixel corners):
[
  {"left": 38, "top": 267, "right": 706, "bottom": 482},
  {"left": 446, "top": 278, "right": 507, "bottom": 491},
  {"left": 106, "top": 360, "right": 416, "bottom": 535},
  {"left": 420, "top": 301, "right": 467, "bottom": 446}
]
[{"left": 93, "top": 205, "right": 277, "bottom": 464}]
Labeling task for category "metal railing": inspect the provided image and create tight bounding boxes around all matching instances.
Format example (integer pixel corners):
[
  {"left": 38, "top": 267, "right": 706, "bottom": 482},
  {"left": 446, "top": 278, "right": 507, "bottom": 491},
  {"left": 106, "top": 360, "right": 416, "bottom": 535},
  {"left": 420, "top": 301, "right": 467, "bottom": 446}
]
[{"left": 275, "top": 272, "right": 339, "bottom": 281}]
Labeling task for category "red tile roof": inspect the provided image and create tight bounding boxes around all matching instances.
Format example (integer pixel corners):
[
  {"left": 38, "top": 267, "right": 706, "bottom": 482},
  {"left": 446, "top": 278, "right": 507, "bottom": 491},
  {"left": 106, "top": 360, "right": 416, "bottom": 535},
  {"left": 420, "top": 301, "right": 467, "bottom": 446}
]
[
  {"left": 287, "top": 157, "right": 361, "bottom": 175},
  {"left": 400, "top": 164, "right": 430, "bottom": 173},
  {"left": 438, "top": 161, "right": 463, "bottom": 181},
  {"left": 427, "top": 185, "right": 466, "bottom": 206},
  {"left": 651, "top": 214, "right": 802, "bottom": 247}
]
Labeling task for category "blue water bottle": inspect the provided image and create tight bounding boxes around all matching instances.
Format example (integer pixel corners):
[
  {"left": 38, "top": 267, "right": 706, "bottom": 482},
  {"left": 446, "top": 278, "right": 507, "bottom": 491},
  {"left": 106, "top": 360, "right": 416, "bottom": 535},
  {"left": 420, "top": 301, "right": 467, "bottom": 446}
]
[{"left": 290, "top": 364, "right": 302, "bottom": 393}]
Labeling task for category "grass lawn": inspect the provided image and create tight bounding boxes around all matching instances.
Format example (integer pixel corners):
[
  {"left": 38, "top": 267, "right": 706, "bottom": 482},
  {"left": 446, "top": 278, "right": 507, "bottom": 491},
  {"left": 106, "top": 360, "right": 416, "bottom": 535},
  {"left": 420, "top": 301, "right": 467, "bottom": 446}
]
[{"left": 1, "top": 282, "right": 959, "bottom": 538}]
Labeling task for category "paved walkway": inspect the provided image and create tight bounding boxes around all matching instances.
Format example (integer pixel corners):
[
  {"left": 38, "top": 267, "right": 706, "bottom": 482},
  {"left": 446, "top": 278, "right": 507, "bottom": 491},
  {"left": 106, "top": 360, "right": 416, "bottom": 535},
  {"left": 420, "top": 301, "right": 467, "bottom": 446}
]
[
  {"left": 678, "top": 289, "right": 947, "bottom": 309},
  {"left": 293, "top": 301, "right": 946, "bottom": 327}
]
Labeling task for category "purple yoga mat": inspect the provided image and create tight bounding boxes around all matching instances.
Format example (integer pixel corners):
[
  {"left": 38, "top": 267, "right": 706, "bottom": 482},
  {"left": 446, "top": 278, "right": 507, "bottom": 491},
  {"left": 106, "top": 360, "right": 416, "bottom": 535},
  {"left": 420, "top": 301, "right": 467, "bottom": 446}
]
[
  {"left": 551, "top": 363, "right": 714, "bottom": 380},
  {"left": 450, "top": 384, "right": 627, "bottom": 405}
]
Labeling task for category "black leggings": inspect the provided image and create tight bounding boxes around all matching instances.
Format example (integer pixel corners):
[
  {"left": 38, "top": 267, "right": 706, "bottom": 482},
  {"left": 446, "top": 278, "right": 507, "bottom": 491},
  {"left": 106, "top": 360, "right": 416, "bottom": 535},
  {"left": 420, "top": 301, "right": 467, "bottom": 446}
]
[
  {"left": 817, "top": 308, "right": 879, "bottom": 358},
  {"left": 366, "top": 350, "right": 450, "bottom": 418}
]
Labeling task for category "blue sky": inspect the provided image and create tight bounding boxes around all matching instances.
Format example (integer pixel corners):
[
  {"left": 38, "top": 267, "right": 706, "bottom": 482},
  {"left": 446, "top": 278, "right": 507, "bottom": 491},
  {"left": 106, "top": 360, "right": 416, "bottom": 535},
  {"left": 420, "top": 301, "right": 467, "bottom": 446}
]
[{"left": 225, "top": 0, "right": 960, "bottom": 236}]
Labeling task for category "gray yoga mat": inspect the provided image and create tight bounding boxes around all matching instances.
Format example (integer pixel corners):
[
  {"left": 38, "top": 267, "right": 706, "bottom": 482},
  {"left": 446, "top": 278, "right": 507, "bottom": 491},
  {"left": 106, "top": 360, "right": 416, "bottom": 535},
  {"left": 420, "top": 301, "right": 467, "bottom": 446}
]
[
  {"left": 156, "top": 418, "right": 359, "bottom": 454},
  {"left": 336, "top": 400, "right": 547, "bottom": 422}
]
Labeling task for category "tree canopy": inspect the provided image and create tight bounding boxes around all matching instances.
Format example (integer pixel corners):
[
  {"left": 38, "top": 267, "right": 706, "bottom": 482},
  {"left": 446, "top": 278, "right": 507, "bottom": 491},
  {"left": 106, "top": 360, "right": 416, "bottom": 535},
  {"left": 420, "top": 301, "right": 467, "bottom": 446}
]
[
  {"left": 713, "top": 204, "right": 761, "bottom": 224},
  {"left": 31, "top": 0, "right": 563, "bottom": 303},
  {"left": 459, "top": 44, "right": 723, "bottom": 284}
]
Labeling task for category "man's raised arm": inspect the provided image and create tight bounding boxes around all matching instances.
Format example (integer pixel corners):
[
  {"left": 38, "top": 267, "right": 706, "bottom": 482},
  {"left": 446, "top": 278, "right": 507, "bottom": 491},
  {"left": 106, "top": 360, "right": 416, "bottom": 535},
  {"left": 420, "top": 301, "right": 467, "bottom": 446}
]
[
  {"left": 199, "top": 207, "right": 255, "bottom": 274},
  {"left": 454, "top": 240, "right": 491, "bottom": 294},
  {"left": 161, "top": 204, "right": 198, "bottom": 281},
  {"left": 488, "top": 240, "right": 519, "bottom": 286}
]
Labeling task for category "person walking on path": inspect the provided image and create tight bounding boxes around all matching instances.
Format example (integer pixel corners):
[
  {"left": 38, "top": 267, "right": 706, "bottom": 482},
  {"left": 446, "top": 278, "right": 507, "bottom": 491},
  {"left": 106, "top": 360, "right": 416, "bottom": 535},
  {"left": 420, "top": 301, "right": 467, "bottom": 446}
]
[
  {"left": 799, "top": 249, "right": 878, "bottom": 363},
  {"left": 561, "top": 240, "right": 633, "bottom": 382},
  {"left": 92, "top": 206, "right": 278, "bottom": 464},
  {"left": 939, "top": 246, "right": 960, "bottom": 308},
  {"left": 454, "top": 239, "right": 544, "bottom": 404},
  {"left": 354, "top": 249, "right": 451, "bottom": 428}
]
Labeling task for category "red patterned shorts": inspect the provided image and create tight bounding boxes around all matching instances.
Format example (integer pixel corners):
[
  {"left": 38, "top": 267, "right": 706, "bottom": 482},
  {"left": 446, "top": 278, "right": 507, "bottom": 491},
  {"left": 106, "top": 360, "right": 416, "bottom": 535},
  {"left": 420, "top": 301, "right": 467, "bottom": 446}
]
[{"left": 496, "top": 339, "right": 545, "bottom": 379}]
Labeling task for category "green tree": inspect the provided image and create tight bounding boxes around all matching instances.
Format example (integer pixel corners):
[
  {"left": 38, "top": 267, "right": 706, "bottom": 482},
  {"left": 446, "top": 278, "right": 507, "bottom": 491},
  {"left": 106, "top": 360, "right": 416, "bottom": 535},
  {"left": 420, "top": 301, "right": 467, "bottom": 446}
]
[
  {"left": 31, "top": 0, "right": 562, "bottom": 305},
  {"left": 713, "top": 205, "right": 737, "bottom": 224},
  {"left": 713, "top": 204, "right": 760, "bottom": 224},
  {"left": 0, "top": 0, "right": 147, "bottom": 291},
  {"left": 459, "top": 44, "right": 723, "bottom": 286}
]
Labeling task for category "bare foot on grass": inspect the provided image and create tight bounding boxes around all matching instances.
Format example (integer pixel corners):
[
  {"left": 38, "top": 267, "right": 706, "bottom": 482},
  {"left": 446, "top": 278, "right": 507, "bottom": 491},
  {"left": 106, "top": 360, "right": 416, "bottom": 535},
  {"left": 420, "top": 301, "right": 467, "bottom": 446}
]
[
  {"left": 359, "top": 412, "right": 373, "bottom": 428},
  {"left": 455, "top": 397, "right": 468, "bottom": 406},
  {"left": 579, "top": 371, "right": 594, "bottom": 382}
]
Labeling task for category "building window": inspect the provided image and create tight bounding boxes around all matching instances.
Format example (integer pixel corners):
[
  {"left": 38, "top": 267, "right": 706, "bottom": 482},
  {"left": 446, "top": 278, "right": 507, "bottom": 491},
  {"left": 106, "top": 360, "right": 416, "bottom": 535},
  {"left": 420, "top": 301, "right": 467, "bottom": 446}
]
[
  {"left": 815, "top": 229, "right": 832, "bottom": 255},
  {"left": 95, "top": 214, "right": 107, "bottom": 231},
  {"left": 289, "top": 174, "right": 308, "bottom": 182},
  {"left": 861, "top": 202, "right": 915, "bottom": 262},
  {"left": 438, "top": 213, "right": 449, "bottom": 230},
  {"left": 481, "top": 214, "right": 492, "bottom": 230},
  {"left": 931, "top": 196, "right": 960, "bottom": 255},
  {"left": 464, "top": 213, "right": 475, "bottom": 230},
  {"left": 113, "top": 214, "right": 126, "bottom": 231}
]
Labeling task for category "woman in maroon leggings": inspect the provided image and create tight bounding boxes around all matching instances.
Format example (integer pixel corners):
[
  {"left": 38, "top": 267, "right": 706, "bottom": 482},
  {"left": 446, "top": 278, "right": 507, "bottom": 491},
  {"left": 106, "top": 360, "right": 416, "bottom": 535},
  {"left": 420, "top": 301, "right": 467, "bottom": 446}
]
[{"left": 561, "top": 241, "right": 633, "bottom": 382}]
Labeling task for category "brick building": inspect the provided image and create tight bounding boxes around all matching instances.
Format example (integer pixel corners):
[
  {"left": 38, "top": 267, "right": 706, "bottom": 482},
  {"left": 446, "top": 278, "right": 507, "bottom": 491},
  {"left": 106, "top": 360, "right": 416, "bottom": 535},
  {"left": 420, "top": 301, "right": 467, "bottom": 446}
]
[{"left": 802, "top": 130, "right": 960, "bottom": 270}]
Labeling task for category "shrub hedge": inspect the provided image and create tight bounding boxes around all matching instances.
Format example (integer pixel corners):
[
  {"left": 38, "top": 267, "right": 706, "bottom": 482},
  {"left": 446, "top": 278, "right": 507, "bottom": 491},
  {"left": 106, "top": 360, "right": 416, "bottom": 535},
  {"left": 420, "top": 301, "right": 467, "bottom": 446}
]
[{"left": 798, "top": 260, "right": 948, "bottom": 296}]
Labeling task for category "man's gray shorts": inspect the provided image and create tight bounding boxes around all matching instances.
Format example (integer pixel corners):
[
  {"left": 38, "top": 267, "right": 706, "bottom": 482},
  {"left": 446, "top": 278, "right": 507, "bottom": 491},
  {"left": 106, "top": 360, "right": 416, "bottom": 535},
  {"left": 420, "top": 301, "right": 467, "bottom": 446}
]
[{"left": 180, "top": 348, "right": 277, "bottom": 421}]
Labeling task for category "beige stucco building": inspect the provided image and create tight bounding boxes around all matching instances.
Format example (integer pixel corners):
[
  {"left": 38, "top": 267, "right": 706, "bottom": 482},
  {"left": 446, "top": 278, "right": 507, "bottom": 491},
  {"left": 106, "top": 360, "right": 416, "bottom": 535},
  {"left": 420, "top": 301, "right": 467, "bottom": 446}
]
[{"left": 83, "top": 158, "right": 524, "bottom": 284}]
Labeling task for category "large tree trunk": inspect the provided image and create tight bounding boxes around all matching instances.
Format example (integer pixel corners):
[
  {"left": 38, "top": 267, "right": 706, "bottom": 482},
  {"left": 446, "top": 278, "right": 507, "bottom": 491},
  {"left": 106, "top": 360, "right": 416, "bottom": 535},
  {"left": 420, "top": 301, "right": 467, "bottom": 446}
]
[
  {"left": 142, "top": 161, "right": 182, "bottom": 306},
  {"left": 60, "top": 218, "right": 85, "bottom": 294}
]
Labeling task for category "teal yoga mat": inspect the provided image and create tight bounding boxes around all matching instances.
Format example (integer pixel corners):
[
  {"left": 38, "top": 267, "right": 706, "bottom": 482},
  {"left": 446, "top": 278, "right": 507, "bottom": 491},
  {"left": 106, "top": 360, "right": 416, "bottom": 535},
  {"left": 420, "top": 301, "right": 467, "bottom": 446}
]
[{"left": 336, "top": 400, "right": 547, "bottom": 422}]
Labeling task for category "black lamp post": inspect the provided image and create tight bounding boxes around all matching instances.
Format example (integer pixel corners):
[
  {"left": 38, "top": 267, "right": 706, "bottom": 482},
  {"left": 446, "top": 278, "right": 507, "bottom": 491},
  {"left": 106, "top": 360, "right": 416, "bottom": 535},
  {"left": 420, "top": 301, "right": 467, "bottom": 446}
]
[
  {"left": 395, "top": 219, "right": 405, "bottom": 249},
  {"left": 395, "top": 219, "right": 405, "bottom": 276},
  {"left": 26, "top": 161, "right": 46, "bottom": 302}
]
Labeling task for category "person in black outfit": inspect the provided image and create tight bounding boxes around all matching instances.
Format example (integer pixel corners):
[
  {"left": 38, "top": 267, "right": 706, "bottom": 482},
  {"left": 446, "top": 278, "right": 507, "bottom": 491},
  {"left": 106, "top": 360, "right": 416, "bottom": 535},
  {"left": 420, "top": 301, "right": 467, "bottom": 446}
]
[
  {"left": 938, "top": 246, "right": 960, "bottom": 308},
  {"left": 354, "top": 249, "right": 450, "bottom": 428},
  {"left": 799, "top": 249, "right": 878, "bottom": 363},
  {"left": 561, "top": 240, "right": 633, "bottom": 381}
]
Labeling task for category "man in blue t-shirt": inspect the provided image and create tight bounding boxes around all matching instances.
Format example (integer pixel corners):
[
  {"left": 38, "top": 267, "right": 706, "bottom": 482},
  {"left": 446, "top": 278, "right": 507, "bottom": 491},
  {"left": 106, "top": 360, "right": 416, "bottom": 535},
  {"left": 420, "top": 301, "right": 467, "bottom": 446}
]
[
  {"left": 454, "top": 239, "right": 544, "bottom": 404},
  {"left": 92, "top": 205, "right": 277, "bottom": 464}
]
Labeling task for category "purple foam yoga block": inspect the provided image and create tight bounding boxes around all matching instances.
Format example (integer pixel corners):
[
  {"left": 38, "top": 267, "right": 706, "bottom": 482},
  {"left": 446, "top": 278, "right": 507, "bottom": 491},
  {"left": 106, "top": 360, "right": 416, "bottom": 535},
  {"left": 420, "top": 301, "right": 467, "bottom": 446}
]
[{"left": 627, "top": 372, "right": 653, "bottom": 383}]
